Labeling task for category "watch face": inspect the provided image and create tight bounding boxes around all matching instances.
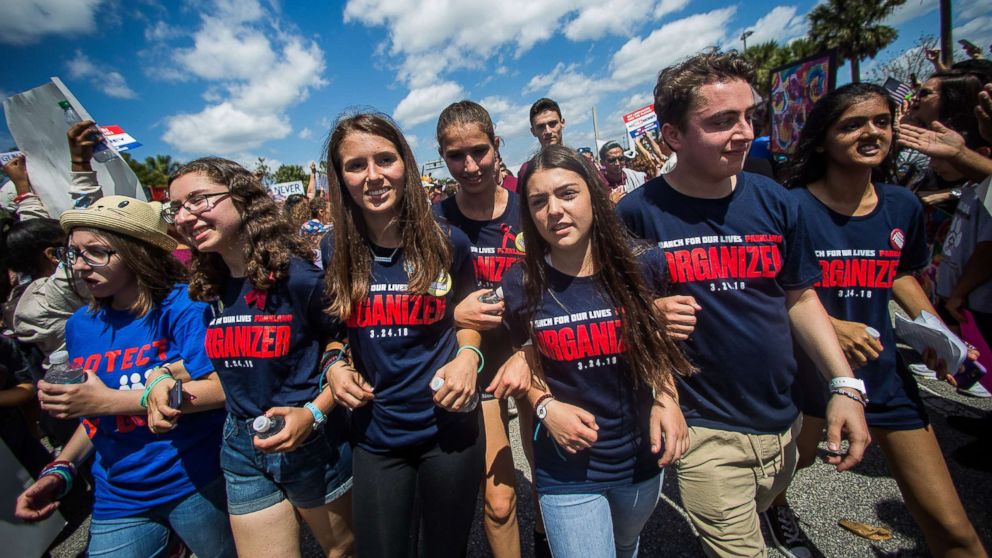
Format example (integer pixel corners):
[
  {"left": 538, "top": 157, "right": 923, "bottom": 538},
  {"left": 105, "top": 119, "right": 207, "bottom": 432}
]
[{"left": 537, "top": 406, "right": 547, "bottom": 420}]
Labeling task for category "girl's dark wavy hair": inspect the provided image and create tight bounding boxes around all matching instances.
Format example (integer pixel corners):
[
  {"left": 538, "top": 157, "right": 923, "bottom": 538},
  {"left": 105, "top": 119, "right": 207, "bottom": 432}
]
[
  {"left": 516, "top": 146, "right": 694, "bottom": 394},
  {"left": 0, "top": 217, "right": 65, "bottom": 278},
  {"left": 784, "top": 83, "right": 898, "bottom": 188},
  {"left": 324, "top": 111, "right": 450, "bottom": 320},
  {"left": 168, "top": 157, "right": 312, "bottom": 301}
]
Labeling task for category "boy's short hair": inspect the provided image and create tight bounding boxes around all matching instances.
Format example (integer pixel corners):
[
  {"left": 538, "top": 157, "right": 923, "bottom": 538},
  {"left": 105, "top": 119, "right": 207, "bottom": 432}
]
[
  {"left": 529, "top": 98, "right": 563, "bottom": 125},
  {"left": 653, "top": 50, "right": 755, "bottom": 131}
]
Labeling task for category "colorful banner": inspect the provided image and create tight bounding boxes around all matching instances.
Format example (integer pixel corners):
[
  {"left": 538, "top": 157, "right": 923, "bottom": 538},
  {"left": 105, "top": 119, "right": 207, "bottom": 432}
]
[
  {"left": 769, "top": 51, "right": 835, "bottom": 155},
  {"left": 268, "top": 180, "right": 305, "bottom": 201},
  {"left": 99, "top": 125, "right": 142, "bottom": 152},
  {"left": 622, "top": 105, "right": 659, "bottom": 140}
]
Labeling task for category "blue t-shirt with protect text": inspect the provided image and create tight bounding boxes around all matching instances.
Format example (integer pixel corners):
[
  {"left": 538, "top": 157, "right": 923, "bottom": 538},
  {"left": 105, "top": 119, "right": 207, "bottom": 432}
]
[{"left": 66, "top": 285, "right": 225, "bottom": 519}]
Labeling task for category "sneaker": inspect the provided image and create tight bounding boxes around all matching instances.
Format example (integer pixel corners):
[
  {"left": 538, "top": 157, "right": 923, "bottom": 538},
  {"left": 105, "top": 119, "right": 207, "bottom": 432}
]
[
  {"left": 761, "top": 505, "right": 813, "bottom": 558},
  {"left": 958, "top": 382, "right": 992, "bottom": 398},
  {"left": 909, "top": 363, "right": 938, "bottom": 380}
]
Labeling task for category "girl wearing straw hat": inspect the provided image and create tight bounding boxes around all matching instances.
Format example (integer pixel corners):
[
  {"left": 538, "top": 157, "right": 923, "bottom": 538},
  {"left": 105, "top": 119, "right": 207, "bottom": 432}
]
[{"left": 15, "top": 195, "right": 235, "bottom": 558}]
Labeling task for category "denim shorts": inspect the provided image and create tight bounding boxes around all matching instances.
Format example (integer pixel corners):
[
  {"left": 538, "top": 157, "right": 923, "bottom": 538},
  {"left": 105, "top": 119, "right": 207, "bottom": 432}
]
[{"left": 220, "top": 414, "right": 353, "bottom": 515}]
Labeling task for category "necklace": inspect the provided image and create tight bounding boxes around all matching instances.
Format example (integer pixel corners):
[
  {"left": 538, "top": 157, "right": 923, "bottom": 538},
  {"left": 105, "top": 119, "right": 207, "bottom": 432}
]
[{"left": 371, "top": 245, "right": 400, "bottom": 263}]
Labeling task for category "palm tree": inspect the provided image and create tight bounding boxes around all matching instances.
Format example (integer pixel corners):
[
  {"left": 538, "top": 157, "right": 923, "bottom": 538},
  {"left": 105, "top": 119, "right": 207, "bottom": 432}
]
[
  {"left": 808, "top": 0, "right": 907, "bottom": 82},
  {"left": 745, "top": 38, "right": 821, "bottom": 96}
]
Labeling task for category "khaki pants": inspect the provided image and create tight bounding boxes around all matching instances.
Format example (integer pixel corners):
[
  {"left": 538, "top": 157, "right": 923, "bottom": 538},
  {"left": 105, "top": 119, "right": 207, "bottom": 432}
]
[{"left": 676, "top": 418, "right": 801, "bottom": 558}]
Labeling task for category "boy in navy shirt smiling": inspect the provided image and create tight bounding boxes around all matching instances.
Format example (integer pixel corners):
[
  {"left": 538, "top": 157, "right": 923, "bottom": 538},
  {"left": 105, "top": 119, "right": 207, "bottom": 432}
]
[{"left": 616, "top": 51, "right": 869, "bottom": 558}]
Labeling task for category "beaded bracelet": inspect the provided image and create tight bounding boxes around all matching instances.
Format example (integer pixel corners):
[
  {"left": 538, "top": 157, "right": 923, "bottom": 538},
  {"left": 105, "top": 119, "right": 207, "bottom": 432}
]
[
  {"left": 457, "top": 345, "right": 485, "bottom": 374},
  {"left": 140, "top": 374, "right": 174, "bottom": 408}
]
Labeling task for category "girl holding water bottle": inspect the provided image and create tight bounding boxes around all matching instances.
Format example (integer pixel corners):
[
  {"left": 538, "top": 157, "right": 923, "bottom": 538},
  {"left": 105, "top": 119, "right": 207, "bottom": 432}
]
[
  {"left": 432, "top": 100, "right": 528, "bottom": 558},
  {"left": 17, "top": 196, "right": 234, "bottom": 558},
  {"left": 168, "top": 157, "right": 353, "bottom": 558},
  {"left": 321, "top": 111, "right": 484, "bottom": 557}
]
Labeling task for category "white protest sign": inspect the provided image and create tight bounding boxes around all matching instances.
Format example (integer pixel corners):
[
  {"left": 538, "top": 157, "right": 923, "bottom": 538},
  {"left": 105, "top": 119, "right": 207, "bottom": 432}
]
[
  {"left": 623, "top": 105, "right": 658, "bottom": 140},
  {"left": 2, "top": 77, "right": 145, "bottom": 216},
  {"left": 0, "top": 150, "right": 24, "bottom": 165},
  {"left": 268, "top": 180, "right": 306, "bottom": 201}
]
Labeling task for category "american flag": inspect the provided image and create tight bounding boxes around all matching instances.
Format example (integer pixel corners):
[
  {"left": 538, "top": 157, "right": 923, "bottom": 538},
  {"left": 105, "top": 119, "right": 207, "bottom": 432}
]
[{"left": 884, "top": 77, "right": 914, "bottom": 104}]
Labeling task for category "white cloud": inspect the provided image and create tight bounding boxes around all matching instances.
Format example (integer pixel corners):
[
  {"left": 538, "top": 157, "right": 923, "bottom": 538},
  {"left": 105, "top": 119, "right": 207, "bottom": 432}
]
[
  {"left": 175, "top": 21, "right": 276, "bottom": 81},
  {"left": 164, "top": 103, "right": 291, "bottom": 153},
  {"left": 161, "top": 0, "right": 327, "bottom": 154},
  {"left": 726, "top": 6, "right": 807, "bottom": 51},
  {"left": 610, "top": 6, "right": 737, "bottom": 88},
  {"left": 885, "top": 0, "right": 937, "bottom": 26},
  {"left": 564, "top": 0, "right": 655, "bottom": 41},
  {"left": 954, "top": 16, "right": 992, "bottom": 57},
  {"left": 393, "top": 81, "right": 465, "bottom": 127},
  {"left": 66, "top": 50, "right": 138, "bottom": 99},
  {"left": 298, "top": 127, "right": 312, "bottom": 139},
  {"left": 654, "top": 0, "right": 689, "bottom": 19},
  {"left": 958, "top": 0, "right": 991, "bottom": 21},
  {"left": 144, "top": 21, "right": 182, "bottom": 42},
  {"left": 619, "top": 92, "right": 654, "bottom": 111},
  {"left": 0, "top": 0, "right": 103, "bottom": 45}
]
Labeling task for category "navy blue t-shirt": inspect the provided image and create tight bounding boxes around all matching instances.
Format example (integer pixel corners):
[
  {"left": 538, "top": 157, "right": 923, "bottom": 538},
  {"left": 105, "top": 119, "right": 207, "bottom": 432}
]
[
  {"left": 791, "top": 185, "right": 929, "bottom": 428},
  {"left": 433, "top": 192, "right": 525, "bottom": 392},
  {"left": 66, "top": 285, "right": 225, "bottom": 519},
  {"left": 325, "top": 226, "right": 479, "bottom": 452},
  {"left": 616, "top": 172, "right": 822, "bottom": 434},
  {"left": 205, "top": 257, "right": 346, "bottom": 420},
  {"left": 502, "top": 247, "right": 667, "bottom": 493}
]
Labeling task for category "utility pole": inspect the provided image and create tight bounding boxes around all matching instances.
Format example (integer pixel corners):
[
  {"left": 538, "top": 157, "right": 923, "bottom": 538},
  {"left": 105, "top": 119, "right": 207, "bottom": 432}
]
[
  {"left": 741, "top": 30, "right": 754, "bottom": 52},
  {"left": 591, "top": 106, "right": 601, "bottom": 158},
  {"left": 939, "top": 0, "right": 953, "bottom": 67}
]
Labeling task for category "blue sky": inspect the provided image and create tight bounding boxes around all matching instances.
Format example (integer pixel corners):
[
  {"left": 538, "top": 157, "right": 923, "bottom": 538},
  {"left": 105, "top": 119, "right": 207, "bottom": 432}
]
[{"left": 1, "top": 0, "right": 990, "bottom": 176}]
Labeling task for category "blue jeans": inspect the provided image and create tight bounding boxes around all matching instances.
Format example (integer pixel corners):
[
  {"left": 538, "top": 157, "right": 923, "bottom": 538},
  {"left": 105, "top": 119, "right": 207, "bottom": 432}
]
[
  {"left": 539, "top": 472, "right": 663, "bottom": 558},
  {"left": 87, "top": 476, "right": 235, "bottom": 558}
]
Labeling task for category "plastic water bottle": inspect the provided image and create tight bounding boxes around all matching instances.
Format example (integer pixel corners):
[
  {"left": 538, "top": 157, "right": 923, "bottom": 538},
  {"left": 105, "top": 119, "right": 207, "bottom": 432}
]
[
  {"left": 58, "top": 100, "right": 116, "bottom": 163},
  {"left": 430, "top": 375, "right": 479, "bottom": 413},
  {"left": 43, "top": 351, "right": 86, "bottom": 384},
  {"left": 252, "top": 415, "right": 285, "bottom": 439},
  {"left": 478, "top": 286, "right": 503, "bottom": 305}
]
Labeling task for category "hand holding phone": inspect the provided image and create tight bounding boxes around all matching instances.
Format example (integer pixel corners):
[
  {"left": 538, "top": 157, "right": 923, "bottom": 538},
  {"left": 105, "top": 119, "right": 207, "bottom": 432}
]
[{"left": 168, "top": 380, "right": 183, "bottom": 410}]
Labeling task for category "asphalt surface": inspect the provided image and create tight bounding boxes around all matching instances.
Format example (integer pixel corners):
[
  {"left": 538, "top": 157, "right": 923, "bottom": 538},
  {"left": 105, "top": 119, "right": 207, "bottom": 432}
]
[{"left": 49, "top": 374, "right": 991, "bottom": 558}]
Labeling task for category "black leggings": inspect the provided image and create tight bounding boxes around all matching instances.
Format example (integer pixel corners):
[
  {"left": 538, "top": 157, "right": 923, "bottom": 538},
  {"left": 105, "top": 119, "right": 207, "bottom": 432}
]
[{"left": 352, "top": 413, "right": 486, "bottom": 558}]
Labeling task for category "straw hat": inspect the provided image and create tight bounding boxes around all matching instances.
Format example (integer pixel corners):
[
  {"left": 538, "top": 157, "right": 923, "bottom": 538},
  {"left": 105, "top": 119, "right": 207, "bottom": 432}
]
[{"left": 60, "top": 196, "right": 177, "bottom": 252}]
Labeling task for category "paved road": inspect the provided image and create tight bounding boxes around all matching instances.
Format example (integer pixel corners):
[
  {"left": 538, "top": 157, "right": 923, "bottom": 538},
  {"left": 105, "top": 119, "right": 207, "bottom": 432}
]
[{"left": 51, "top": 375, "right": 991, "bottom": 557}]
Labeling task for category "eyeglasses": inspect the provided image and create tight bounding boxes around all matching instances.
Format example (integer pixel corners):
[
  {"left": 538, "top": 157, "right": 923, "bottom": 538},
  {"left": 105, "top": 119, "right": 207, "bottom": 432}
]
[
  {"left": 606, "top": 156, "right": 624, "bottom": 164},
  {"left": 914, "top": 88, "right": 938, "bottom": 100},
  {"left": 57, "top": 246, "right": 117, "bottom": 268},
  {"left": 161, "top": 191, "right": 231, "bottom": 224}
]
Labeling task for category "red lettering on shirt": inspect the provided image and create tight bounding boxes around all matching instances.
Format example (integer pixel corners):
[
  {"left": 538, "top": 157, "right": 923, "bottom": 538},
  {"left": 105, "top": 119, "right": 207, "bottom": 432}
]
[
  {"left": 204, "top": 325, "right": 293, "bottom": 359},
  {"left": 346, "top": 294, "right": 447, "bottom": 327},
  {"left": 473, "top": 255, "right": 521, "bottom": 284},
  {"left": 536, "top": 319, "right": 624, "bottom": 362},
  {"left": 815, "top": 259, "right": 900, "bottom": 288},
  {"left": 664, "top": 244, "right": 782, "bottom": 283}
]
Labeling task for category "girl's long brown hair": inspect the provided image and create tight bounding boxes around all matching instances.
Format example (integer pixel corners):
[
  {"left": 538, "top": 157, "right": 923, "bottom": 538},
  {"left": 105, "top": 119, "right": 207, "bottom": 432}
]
[
  {"left": 168, "top": 157, "right": 312, "bottom": 301},
  {"left": 324, "top": 111, "right": 450, "bottom": 320},
  {"left": 74, "top": 228, "right": 187, "bottom": 317},
  {"left": 517, "top": 145, "right": 694, "bottom": 394}
]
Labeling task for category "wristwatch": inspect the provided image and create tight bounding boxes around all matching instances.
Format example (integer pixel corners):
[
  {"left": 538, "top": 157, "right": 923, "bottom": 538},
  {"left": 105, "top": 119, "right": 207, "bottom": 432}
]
[
  {"left": 535, "top": 394, "right": 555, "bottom": 421},
  {"left": 304, "top": 402, "right": 326, "bottom": 430},
  {"left": 829, "top": 377, "right": 868, "bottom": 400}
]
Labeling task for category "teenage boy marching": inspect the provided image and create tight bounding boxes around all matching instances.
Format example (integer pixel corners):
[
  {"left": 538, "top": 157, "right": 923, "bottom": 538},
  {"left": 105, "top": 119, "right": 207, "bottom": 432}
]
[{"left": 616, "top": 51, "right": 870, "bottom": 558}]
